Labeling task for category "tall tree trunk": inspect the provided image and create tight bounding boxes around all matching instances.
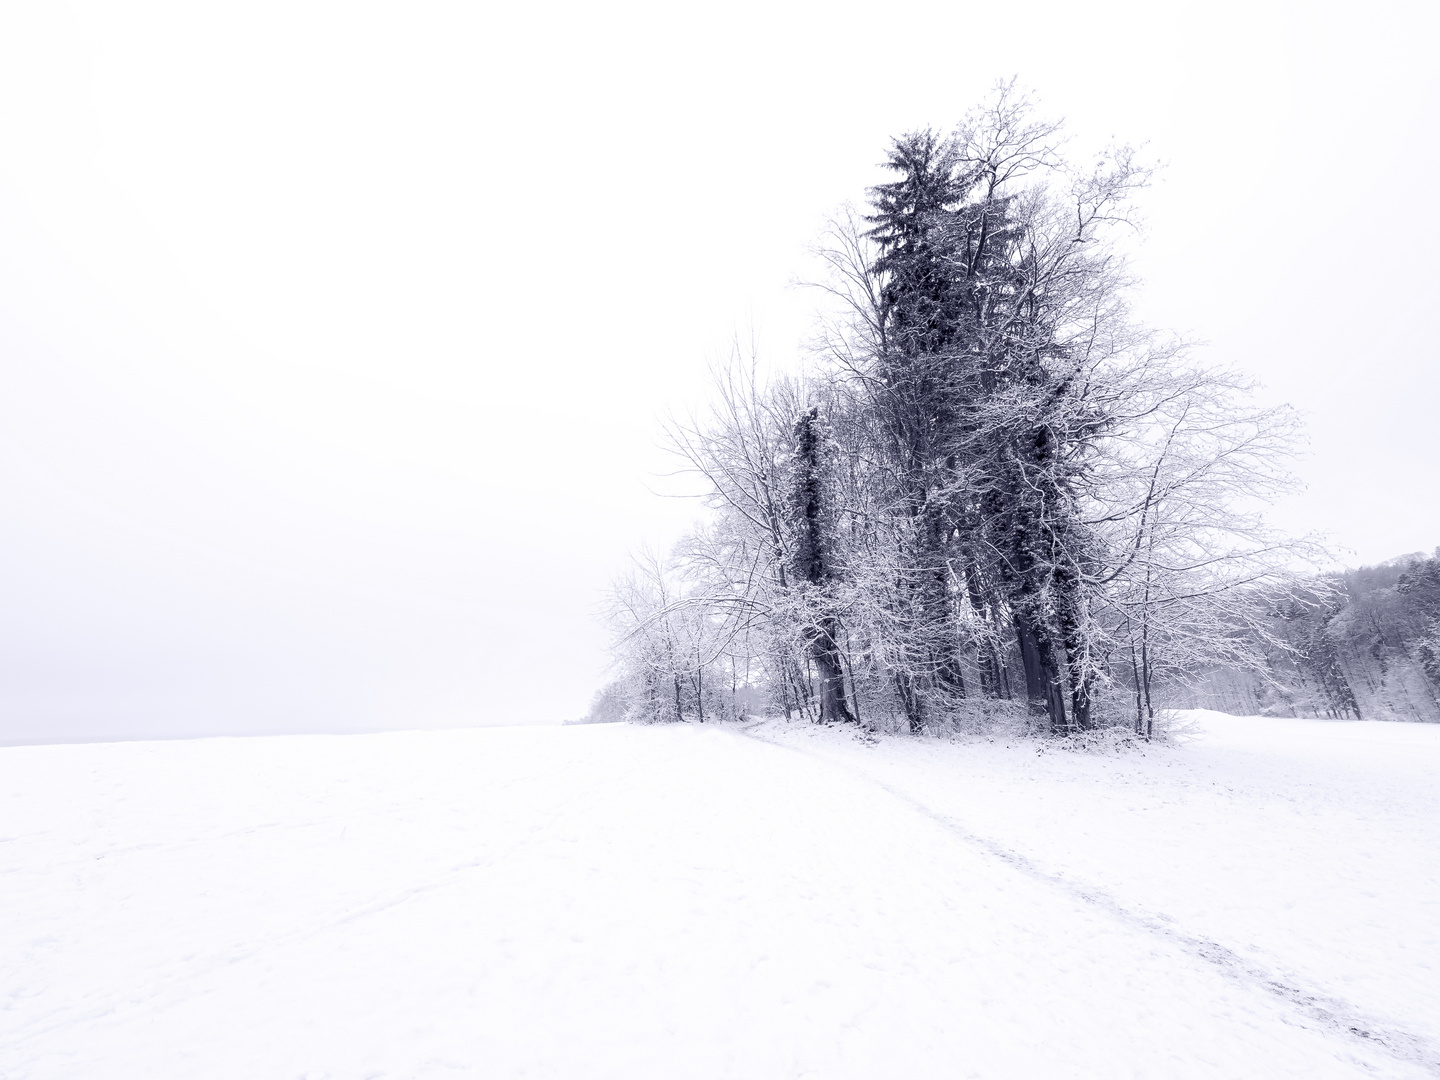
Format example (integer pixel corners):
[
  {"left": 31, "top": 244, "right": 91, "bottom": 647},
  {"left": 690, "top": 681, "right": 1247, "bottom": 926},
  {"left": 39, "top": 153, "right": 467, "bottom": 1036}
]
[
  {"left": 920, "top": 501, "right": 965, "bottom": 701},
  {"left": 809, "top": 617, "right": 857, "bottom": 724},
  {"left": 963, "top": 561, "right": 1005, "bottom": 698},
  {"left": 842, "top": 632, "right": 863, "bottom": 726},
  {"left": 786, "top": 406, "right": 857, "bottom": 726},
  {"left": 895, "top": 667, "right": 925, "bottom": 732},
  {"left": 1013, "top": 608, "right": 1068, "bottom": 731},
  {"left": 988, "top": 472, "right": 1070, "bottom": 731},
  {"left": 1054, "top": 566, "right": 1094, "bottom": 731},
  {"left": 1140, "top": 616, "right": 1155, "bottom": 736},
  {"left": 1130, "top": 642, "right": 1145, "bottom": 735}
]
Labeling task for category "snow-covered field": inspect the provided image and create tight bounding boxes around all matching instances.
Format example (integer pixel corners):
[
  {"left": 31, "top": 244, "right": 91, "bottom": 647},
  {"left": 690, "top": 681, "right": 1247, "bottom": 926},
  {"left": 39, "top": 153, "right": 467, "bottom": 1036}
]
[{"left": 2, "top": 712, "right": 1437, "bottom": 1079}]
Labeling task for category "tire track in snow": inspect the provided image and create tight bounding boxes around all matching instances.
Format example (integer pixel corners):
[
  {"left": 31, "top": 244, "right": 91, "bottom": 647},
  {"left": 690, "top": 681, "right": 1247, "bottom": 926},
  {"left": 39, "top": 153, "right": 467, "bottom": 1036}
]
[{"left": 736, "top": 721, "right": 1440, "bottom": 1078}]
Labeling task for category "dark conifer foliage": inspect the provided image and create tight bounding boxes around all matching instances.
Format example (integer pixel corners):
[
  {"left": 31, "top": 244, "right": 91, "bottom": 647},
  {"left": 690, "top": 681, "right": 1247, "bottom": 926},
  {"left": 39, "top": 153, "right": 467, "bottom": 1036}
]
[{"left": 867, "top": 129, "right": 968, "bottom": 360}]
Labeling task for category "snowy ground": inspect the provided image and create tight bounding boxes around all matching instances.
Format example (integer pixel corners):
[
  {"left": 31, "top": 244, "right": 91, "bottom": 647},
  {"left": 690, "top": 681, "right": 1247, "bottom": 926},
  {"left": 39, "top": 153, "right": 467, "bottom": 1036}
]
[{"left": 2, "top": 712, "right": 1437, "bottom": 1079}]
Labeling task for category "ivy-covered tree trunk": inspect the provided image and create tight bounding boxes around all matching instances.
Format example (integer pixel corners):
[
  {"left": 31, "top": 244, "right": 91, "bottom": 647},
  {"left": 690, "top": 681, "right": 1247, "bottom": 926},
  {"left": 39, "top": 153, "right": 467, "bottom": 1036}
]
[
  {"left": 809, "top": 617, "right": 856, "bottom": 725},
  {"left": 921, "top": 500, "right": 966, "bottom": 700},
  {"left": 788, "top": 407, "right": 858, "bottom": 725},
  {"left": 987, "top": 450, "right": 1074, "bottom": 733},
  {"left": 1012, "top": 604, "right": 1069, "bottom": 731},
  {"left": 1054, "top": 558, "right": 1095, "bottom": 731},
  {"left": 962, "top": 559, "right": 1006, "bottom": 699}
]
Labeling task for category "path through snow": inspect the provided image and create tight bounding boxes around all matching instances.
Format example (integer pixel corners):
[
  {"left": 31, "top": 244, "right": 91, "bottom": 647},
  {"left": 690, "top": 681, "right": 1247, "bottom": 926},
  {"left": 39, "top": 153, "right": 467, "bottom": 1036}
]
[{"left": 1, "top": 712, "right": 1436, "bottom": 1078}]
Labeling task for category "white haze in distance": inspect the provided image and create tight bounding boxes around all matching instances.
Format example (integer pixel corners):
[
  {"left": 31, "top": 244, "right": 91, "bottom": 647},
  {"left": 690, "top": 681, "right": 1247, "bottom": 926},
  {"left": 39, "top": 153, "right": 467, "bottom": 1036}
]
[{"left": 0, "top": 0, "right": 1434, "bottom": 741}]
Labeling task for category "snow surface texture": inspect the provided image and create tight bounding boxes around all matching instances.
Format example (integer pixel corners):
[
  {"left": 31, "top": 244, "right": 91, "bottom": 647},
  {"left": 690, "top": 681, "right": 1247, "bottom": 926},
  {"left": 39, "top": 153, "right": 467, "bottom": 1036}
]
[{"left": 2, "top": 712, "right": 1437, "bottom": 1078}]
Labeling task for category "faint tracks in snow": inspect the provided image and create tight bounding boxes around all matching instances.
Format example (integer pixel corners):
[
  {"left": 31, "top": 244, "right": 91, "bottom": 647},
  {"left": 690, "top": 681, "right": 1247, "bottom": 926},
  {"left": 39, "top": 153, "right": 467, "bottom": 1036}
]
[
  {"left": 3, "top": 775, "right": 607, "bottom": 1055},
  {"left": 736, "top": 721, "right": 1440, "bottom": 1078}
]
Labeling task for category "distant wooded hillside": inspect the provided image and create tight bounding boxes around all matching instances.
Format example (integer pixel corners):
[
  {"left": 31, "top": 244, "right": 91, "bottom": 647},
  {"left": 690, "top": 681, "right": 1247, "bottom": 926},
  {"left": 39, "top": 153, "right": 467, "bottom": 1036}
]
[{"left": 1185, "top": 551, "right": 1440, "bottom": 722}]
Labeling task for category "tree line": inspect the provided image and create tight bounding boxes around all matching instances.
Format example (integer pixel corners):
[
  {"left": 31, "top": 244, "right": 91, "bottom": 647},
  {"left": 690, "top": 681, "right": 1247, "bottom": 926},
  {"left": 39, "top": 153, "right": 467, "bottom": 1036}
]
[
  {"left": 1187, "top": 551, "right": 1440, "bottom": 723},
  {"left": 600, "top": 85, "right": 1337, "bottom": 736}
]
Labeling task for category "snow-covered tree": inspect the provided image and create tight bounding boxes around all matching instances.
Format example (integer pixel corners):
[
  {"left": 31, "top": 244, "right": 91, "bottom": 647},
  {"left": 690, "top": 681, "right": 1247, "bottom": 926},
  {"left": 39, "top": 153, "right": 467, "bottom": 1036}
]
[{"left": 604, "top": 83, "right": 1317, "bottom": 736}]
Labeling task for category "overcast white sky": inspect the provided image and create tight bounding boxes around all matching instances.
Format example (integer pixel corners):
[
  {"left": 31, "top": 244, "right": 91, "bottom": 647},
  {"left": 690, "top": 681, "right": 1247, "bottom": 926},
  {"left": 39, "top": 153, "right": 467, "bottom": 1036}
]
[{"left": 0, "top": 0, "right": 1435, "bottom": 740}]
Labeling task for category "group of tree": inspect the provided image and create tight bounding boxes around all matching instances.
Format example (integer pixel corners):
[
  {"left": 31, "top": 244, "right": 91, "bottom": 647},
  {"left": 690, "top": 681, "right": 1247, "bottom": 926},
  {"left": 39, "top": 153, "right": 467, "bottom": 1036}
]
[{"left": 601, "top": 84, "right": 1366, "bottom": 737}]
